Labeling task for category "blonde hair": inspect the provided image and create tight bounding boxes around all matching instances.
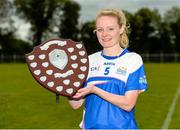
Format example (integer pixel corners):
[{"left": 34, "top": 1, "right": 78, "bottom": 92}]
[{"left": 96, "top": 9, "right": 129, "bottom": 48}]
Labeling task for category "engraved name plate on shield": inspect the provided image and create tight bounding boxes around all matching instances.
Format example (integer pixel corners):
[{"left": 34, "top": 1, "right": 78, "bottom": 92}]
[{"left": 25, "top": 38, "right": 89, "bottom": 97}]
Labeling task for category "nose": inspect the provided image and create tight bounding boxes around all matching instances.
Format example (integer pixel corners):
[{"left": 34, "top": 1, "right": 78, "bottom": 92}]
[{"left": 102, "top": 30, "right": 108, "bottom": 37}]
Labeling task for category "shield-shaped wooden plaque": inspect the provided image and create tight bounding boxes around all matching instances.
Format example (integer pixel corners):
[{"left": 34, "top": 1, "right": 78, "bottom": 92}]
[{"left": 25, "top": 38, "right": 89, "bottom": 97}]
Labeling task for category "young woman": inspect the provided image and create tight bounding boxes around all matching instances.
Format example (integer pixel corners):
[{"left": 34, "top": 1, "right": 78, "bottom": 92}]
[{"left": 68, "top": 8, "right": 148, "bottom": 129}]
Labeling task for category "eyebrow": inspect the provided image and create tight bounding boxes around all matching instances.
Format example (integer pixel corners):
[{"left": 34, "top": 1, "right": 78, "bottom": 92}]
[{"left": 96, "top": 26, "right": 116, "bottom": 28}]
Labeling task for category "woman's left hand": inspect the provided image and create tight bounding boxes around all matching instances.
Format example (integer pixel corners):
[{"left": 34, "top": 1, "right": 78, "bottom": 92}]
[{"left": 72, "top": 84, "right": 95, "bottom": 99}]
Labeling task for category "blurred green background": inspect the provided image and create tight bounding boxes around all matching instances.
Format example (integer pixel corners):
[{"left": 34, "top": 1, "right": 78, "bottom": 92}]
[{"left": 0, "top": 0, "right": 180, "bottom": 56}]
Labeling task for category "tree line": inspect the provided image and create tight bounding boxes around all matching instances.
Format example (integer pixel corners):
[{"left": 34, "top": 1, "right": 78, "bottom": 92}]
[{"left": 0, "top": 0, "right": 180, "bottom": 56}]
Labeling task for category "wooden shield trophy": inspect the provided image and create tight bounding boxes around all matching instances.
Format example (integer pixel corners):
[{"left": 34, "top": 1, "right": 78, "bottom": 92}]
[{"left": 25, "top": 38, "right": 89, "bottom": 101}]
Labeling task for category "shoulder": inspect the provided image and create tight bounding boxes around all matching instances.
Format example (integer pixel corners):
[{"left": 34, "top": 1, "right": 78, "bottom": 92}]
[
  {"left": 125, "top": 52, "right": 143, "bottom": 64},
  {"left": 124, "top": 51, "right": 144, "bottom": 72},
  {"left": 88, "top": 51, "right": 101, "bottom": 59}
]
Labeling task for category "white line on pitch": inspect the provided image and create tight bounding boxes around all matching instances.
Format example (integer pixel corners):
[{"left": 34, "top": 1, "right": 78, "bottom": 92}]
[{"left": 162, "top": 87, "right": 180, "bottom": 129}]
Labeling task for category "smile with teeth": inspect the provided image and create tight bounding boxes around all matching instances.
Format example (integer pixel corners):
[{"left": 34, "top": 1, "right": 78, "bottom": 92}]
[{"left": 102, "top": 38, "right": 111, "bottom": 42}]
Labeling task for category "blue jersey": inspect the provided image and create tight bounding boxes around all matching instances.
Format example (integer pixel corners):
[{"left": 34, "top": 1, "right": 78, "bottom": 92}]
[{"left": 82, "top": 49, "right": 147, "bottom": 129}]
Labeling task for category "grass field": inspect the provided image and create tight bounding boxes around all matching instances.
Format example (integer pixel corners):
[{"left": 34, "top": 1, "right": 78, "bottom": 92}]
[{"left": 0, "top": 63, "right": 180, "bottom": 129}]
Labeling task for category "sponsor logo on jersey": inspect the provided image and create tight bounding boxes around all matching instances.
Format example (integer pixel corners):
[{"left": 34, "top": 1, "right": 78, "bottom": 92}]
[
  {"left": 104, "top": 62, "right": 115, "bottom": 66},
  {"left": 139, "top": 76, "right": 147, "bottom": 84},
  {"left": 116, "top": 66, "right": 127, "bottom": 76},
  {"left": 90, "top": 66, "right": 100, "bottom": 71}
]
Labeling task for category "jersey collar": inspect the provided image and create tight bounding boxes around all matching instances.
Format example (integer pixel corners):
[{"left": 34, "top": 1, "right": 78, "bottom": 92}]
[{"left": 101, "top": 48, "right": 129, "bottom": 60}]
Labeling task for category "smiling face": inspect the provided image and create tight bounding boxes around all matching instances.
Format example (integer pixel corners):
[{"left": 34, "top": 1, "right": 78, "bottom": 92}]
[{"left": 95, "top": 15, "right": 124, "bottom": 50}]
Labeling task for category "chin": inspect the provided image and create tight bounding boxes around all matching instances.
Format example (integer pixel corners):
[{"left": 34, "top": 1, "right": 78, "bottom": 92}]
[
  {"left": 102, "top": 45, "right": 114, "bottom": 49},
  {"left": 100, "top": 42, "right": 113, "bottom": 48}
]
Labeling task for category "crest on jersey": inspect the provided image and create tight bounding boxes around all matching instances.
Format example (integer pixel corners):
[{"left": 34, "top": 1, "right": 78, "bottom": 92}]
[
  {"left": 116, "top": 66, "right": 127, "bottom": 76},
  {"left": 25, "top": 38, "right": 89, "bottom": 97}
]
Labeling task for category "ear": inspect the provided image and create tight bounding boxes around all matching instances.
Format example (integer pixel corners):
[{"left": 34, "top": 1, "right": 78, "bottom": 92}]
[{"left": 93, "top": 29, "right": 97, "bottom": 34}]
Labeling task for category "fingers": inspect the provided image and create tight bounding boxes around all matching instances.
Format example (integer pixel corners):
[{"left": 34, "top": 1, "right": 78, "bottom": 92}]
[
  {"left": 77, "top": 87, "right": 87, "bottom": 93},
  {"left": 72, "top": 88, "right": 89, "bottom": 98},
  {"left": 73, "top": 91, "right": 86, "bottom": 98},
  {"left": 72, "top": 84, "right": 96, "bottom": 99}
]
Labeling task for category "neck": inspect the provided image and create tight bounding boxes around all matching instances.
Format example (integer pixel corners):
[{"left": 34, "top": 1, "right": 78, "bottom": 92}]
[{"left": 103, "top": 46, "right": 123, "bottom": 56}]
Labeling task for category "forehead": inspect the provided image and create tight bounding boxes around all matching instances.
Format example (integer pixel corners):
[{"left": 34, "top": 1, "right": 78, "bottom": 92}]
[{"left": 96, "top": 15, "right": 118, "bottom": 27}]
